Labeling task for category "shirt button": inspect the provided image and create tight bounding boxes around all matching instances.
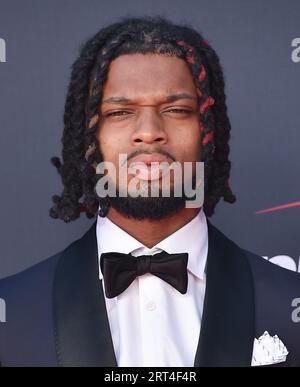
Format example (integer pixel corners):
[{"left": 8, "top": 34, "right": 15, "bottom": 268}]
[{"left": 146, "top": 301, "right": 156, "bottom": 311}]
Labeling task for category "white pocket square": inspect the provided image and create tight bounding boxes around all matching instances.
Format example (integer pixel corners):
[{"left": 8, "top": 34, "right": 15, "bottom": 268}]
[{"left": 251, "top": 331, "right": 289, "bottom": 366}]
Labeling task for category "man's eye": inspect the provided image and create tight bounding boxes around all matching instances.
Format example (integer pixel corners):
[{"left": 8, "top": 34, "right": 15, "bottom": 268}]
[
  {"left": 106, "top": 111, "right": 130, "bottom": 117},
  {"left": 165, "top": 109, "right": 192, "bottom": 114},
  {"left": 105, "top": 109, "right": 192, "bottom": 117}
]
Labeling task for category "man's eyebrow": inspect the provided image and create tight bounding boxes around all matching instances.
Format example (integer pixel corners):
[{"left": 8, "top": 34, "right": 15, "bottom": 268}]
[{"left": 102, "top": 93, "right": 197, "bottom": 105}]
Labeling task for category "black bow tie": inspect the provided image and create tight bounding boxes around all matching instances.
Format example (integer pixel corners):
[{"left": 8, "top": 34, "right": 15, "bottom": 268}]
[{"left": 100, "top": 251, "right": 189, "bottom": 298}]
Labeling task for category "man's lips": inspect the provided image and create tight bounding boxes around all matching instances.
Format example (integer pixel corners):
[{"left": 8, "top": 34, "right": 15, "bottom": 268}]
[
  {"left": 127, "top": 153, "right": 173, "bottom": 181},
  {"left": 128, "top": 153, "right": 173, "bottom": 165}
]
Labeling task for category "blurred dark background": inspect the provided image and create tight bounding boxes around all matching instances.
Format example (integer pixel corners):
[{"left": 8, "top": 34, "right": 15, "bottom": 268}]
[{"left": 0, "top": 0, "right": 299, "bottom": 277}]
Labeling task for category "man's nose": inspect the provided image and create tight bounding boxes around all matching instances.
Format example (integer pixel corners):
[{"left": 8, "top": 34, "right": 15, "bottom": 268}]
[{"left": 131, "top": 108, "right": 168, "bottom": 145}]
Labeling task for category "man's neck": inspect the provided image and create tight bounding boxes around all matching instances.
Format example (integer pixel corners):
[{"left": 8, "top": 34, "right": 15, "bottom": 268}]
[{"left": 106, "top": 207, "right": 201, "bottom": 248}]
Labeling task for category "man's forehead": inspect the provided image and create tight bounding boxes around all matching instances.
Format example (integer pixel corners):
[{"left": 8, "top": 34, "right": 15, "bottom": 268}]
[
  {"left": 101, "top": 55, "right": 196, "bottom": 102},
  {"left": 105, "top": 53, "right": 192, "bottom": 82}
]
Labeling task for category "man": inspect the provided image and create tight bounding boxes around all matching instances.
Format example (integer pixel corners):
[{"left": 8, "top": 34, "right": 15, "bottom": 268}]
[{"left": 0, "top": 16, "right": 299, "bottom": 367}]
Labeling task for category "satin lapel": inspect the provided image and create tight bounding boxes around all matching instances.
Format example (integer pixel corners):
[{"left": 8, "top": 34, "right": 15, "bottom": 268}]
[
  {"left": 194, "top": 222, "right": 255, "bottom": 367},
  {"left": 53, "top": 221, "right": 117, "bottom": 367}
]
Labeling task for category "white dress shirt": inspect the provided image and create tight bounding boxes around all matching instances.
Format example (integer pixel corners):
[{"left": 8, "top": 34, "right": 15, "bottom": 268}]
[{"left": 96, "top": 208, "right": 208, "bottom": 367}]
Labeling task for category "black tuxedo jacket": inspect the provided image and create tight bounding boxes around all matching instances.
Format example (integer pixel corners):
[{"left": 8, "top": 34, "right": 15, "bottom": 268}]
[{"left": 0, "top": 221, "right": 300, "bottom": 367}]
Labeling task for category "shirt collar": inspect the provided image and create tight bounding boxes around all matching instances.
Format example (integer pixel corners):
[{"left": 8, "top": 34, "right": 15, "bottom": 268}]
[{"left": 96, "top": 208, "right": 208, "bottom": 281}]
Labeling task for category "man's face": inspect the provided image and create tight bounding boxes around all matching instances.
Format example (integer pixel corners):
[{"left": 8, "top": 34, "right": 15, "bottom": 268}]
[{"left": 96, "top": 53, "right": 202, "bottom": 218}]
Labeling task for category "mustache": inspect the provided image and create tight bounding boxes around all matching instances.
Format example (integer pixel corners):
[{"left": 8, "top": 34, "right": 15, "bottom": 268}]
[{"left": 125, "top": 148, "right": 176, "bottom": 163}]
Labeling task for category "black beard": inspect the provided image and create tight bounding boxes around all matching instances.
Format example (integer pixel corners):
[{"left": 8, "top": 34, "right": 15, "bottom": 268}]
[
  {"left": 108, "top": 194, "right": 187, "bottom": 220},
  {"left": 105, "top": 176, "right": 198, "bottom": 220}
]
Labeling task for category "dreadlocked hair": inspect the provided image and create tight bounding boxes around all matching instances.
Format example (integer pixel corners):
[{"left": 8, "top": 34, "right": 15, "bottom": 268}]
[{"left": 50, "top": 16, "right": 236, "bottom": 223}]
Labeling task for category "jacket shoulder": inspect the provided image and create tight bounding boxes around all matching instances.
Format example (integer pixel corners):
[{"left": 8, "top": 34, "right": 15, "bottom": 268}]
[
  {"left": 0, "top": 236, "right": 84, "bottom": 367},
  {"left": 0, "top": 252, "right": 62, "bottom": 366},
  {"left": 0, "top": 251, "right": 61, "bottom": 298},
  {"left": 243, "top": 248, "right": 300, "bottom": 285},
  {"left": 0, "top": 229, "right": 88, "bottom": 295}
]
